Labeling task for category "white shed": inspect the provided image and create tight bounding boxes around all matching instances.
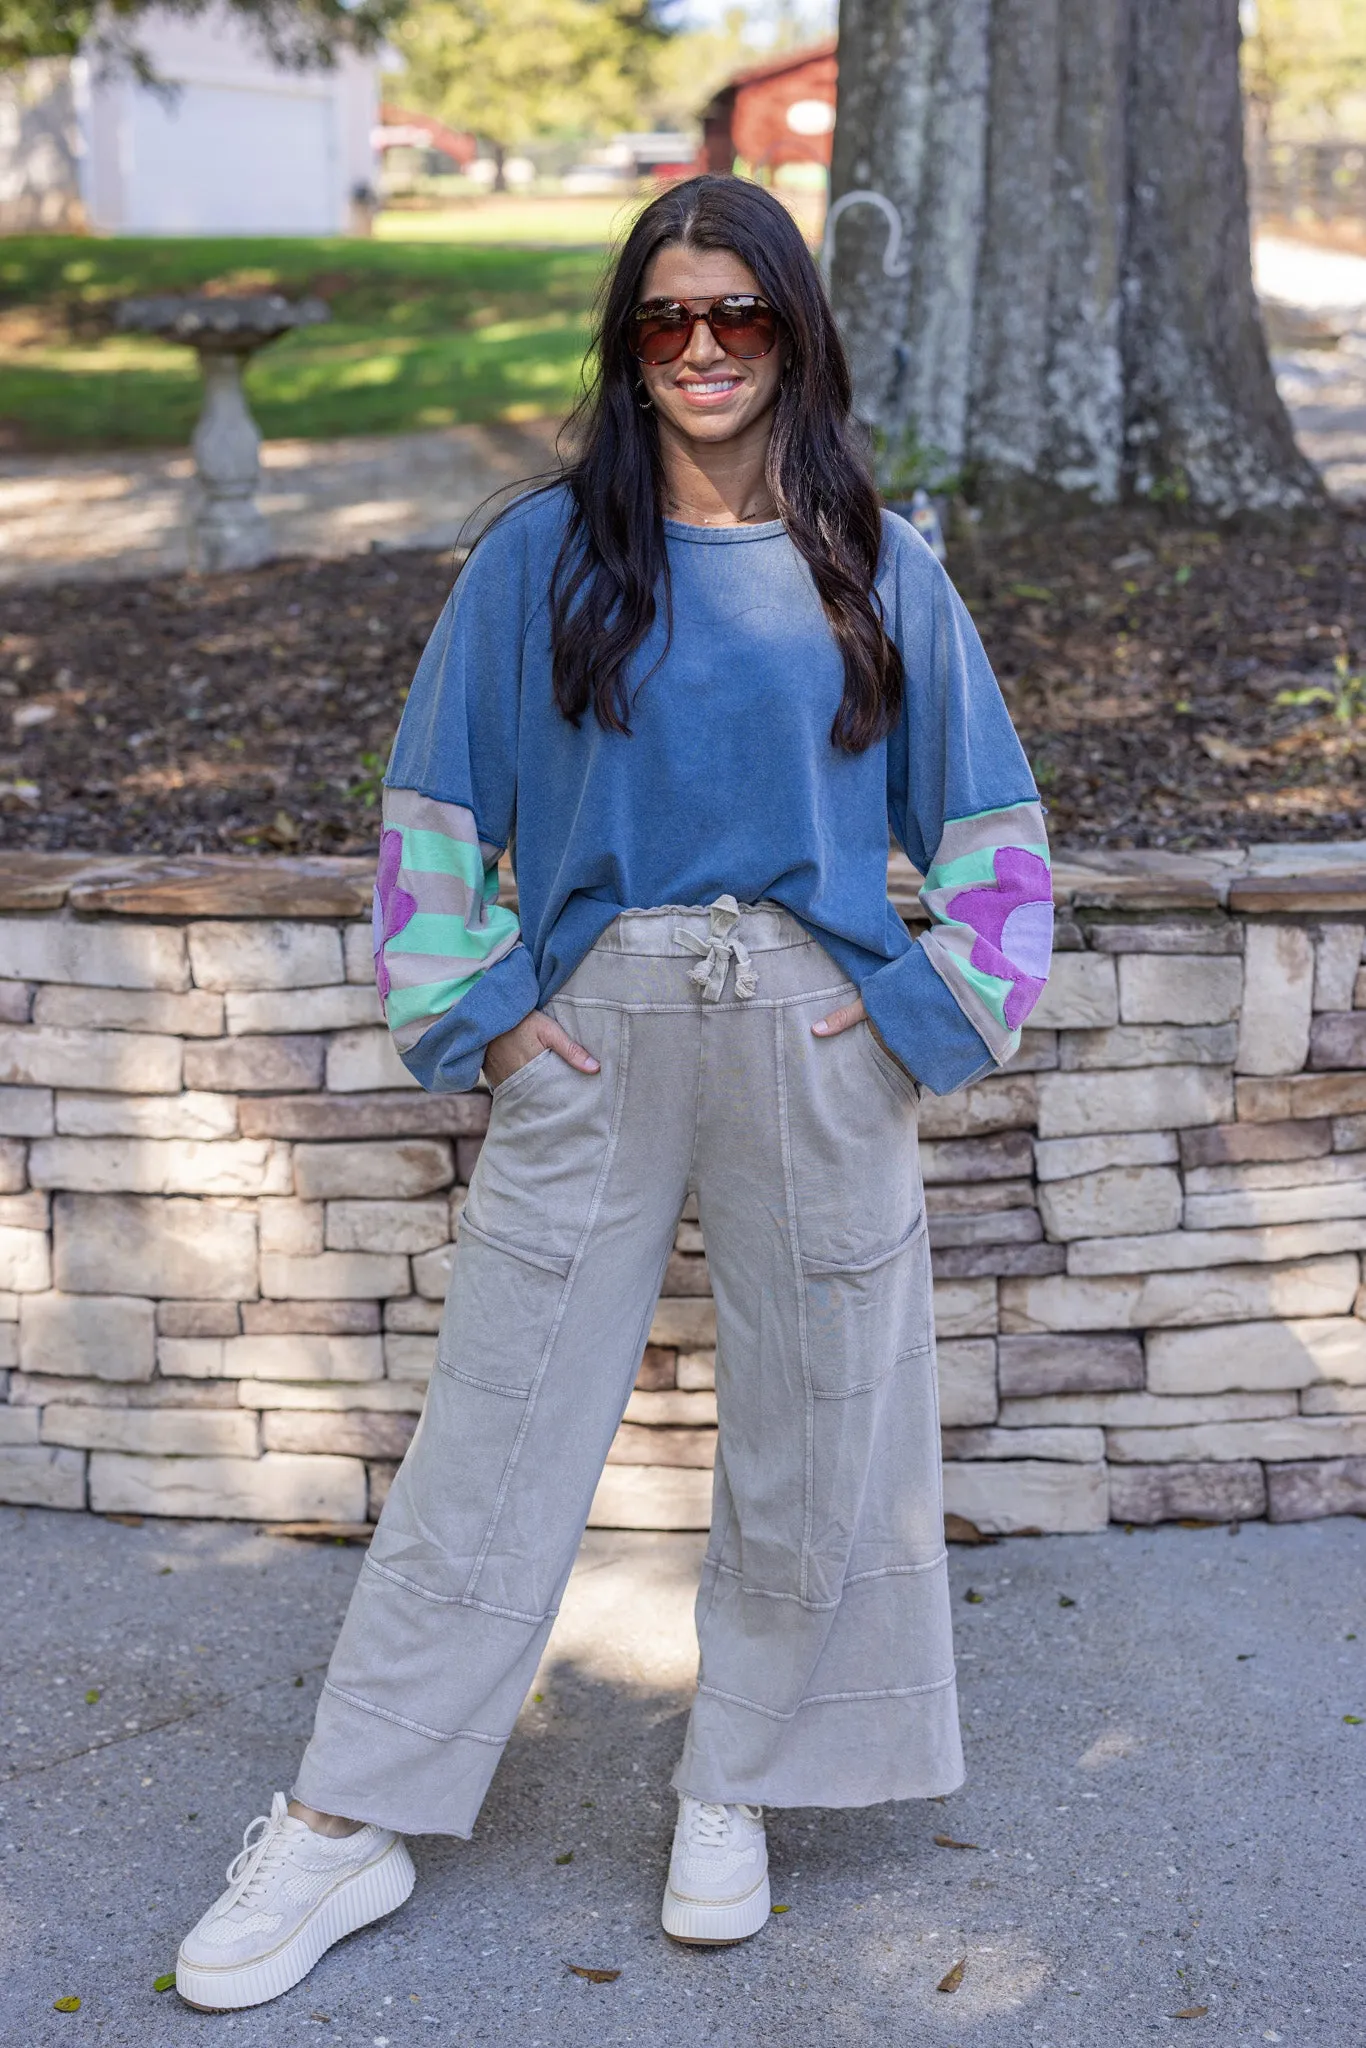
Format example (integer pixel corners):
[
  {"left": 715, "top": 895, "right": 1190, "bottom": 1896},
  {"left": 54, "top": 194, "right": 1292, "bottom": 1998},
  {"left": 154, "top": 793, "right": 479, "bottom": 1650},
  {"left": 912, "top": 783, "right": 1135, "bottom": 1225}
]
[{"left": 74, "top": 5, "right": 379, "bottom": 235}]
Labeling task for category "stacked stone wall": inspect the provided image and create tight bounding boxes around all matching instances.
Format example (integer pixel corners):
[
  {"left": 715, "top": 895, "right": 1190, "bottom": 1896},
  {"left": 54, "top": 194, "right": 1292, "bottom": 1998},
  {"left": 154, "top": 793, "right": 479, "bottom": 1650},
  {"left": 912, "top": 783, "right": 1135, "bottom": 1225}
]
[{"left": 3, "top": 847, "right": 1366, "bottom": 1534}]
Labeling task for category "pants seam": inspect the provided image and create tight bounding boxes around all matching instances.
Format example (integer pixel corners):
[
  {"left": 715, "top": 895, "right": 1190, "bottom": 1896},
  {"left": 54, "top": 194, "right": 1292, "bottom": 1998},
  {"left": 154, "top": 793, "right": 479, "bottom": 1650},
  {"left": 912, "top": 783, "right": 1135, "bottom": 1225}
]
[
  {"left": 773, "top": 1002, "right": 816, "bottom": 1605},
  {"left": 322, "top": 1679, "right": 510, "bottom": 1746},
  {"left": 695, "top": 1670, "right": 958, "bottom": 1723},
  {"left": 362, "top": 1554, "right": 557, "bottom": 1623}
]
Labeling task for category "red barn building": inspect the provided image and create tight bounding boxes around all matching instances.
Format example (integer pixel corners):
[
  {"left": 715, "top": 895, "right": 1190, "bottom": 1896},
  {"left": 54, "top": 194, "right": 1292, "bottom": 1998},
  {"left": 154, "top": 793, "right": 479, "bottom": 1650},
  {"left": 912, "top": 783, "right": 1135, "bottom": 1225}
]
[{"left": 700, "top": 39, "right": 837, "bottom": 178}]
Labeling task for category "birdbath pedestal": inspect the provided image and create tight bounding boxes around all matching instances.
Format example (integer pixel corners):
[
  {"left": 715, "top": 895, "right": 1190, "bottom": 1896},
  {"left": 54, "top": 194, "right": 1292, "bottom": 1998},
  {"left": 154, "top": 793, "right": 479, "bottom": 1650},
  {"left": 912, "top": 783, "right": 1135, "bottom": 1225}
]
[{"left": 115, "top": 294, "right": 329, "bottom": 573}]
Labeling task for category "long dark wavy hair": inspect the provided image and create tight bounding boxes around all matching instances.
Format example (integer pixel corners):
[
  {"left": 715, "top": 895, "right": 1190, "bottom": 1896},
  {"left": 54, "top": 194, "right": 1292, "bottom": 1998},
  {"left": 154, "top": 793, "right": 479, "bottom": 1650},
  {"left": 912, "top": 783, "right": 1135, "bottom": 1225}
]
[{"left": 545, "top": 174, "right": 903, "bottom": 752}]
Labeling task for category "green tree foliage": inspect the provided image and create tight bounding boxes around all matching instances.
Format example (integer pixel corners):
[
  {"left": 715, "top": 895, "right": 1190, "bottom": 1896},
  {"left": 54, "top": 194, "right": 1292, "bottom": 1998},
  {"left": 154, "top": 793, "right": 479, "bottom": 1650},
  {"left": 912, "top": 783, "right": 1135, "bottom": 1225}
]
[
  {"left": 0, "top": 0, "right": 397, "bottom": 77},
  {"left": 391, "top": 0, "right": 669, "bottom": 173},
  {"left": 1242, "top": 0, "right": 1366, "bottom": 138}
]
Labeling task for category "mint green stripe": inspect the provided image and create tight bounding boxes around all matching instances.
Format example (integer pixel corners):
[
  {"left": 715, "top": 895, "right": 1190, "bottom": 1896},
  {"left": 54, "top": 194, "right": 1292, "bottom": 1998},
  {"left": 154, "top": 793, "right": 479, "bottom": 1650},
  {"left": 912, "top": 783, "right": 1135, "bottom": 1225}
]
[
  {"left": 949, "top": 955, "right": 1014, "bottom": 1032},
  {"left": 386, "top": 906, "right": 520, "bottom": 961},
  {"left": 927, "top": 842, "right": 1050, "bottom": 895},
  {"left": 386, "top": 972, "right": 483, "bottom": 1031},
  {"left": 399, "top": 826, "right": 486, "bottom": 889}
]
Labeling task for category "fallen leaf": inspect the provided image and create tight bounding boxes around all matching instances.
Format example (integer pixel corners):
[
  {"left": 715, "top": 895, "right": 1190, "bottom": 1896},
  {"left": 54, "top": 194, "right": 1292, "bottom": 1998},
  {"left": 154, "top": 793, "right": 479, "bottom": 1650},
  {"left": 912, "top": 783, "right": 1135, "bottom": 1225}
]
[
  {"left": 964, "top": 1589, "right": 984, "bottom": 1604},
  {"left": 1177, "top": 1518, "right": 1218, "bottom": 1530},
  {"left": 566, "top": 1965, "right": 620, "bottom": 1984},
  {"left": 934, "top": 1834, "right": 981, "bottom": 1851},
  {"left": 1058, "top": 1595, "right": 1076, "bottom": 1608},
  {"left": 943, "top": 1513, "right": 996, "bottom": 1546},
  {"left": 104, "top": 1512, "right": 143, "bottom": 1528},
  {"left": 152, "top": 1973, "right": 176, "bottom": 1993},
  {"left": 555, "top": 1851, "right": 574, "bottom": 1865},
  {"left": 84, "top": 1688, "right": 100, "bottom": 1705},
  {"left": 1194, "top": 730, "right": 1257, "bottom": 770},
  {"left": 937, "top": 1958, "right": 966, "bottom": 1994},
  {"left": 1172, "top": 2007, "right": 1209, "bottom": 2019},
  {"left": 771, "top": 1904, "right": 790, "bottom": 1914},
  {"left": 1345, "top": 1714, "right": 1363, "bottom": 1725},
  {"left": 53, "top": 1997, "right": 81, "bottom": 2013}
]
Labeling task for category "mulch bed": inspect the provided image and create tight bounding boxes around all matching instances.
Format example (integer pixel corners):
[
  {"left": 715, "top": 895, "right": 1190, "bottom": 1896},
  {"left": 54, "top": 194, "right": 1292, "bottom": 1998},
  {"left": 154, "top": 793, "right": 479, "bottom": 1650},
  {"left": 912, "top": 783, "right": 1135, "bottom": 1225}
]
[{"left": 1, "top": 505, "right": 1363, "bottom": 857}]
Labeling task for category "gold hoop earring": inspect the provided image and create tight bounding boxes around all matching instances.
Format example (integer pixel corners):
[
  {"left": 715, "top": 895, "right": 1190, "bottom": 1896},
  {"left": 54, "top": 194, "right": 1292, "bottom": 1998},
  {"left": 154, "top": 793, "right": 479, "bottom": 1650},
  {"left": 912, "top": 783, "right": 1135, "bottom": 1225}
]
[{"left": 634, "top": 378, "right": 654, "bottom": 411}]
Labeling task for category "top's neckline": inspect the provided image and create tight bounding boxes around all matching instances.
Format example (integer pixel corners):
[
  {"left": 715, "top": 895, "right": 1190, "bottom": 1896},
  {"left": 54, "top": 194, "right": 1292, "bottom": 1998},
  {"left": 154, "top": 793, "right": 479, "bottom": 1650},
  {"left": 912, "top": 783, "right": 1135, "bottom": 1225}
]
[{"left": 662, "top": 516, "right": 787, "bottom": 543}]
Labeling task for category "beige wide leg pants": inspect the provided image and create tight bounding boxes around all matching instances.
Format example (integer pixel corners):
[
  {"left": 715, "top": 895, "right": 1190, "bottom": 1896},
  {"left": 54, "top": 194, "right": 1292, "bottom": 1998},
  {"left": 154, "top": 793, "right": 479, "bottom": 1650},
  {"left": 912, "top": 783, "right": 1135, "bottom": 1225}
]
[{"left": 294, "top": 901, "right": 963, "bottom": 1836}]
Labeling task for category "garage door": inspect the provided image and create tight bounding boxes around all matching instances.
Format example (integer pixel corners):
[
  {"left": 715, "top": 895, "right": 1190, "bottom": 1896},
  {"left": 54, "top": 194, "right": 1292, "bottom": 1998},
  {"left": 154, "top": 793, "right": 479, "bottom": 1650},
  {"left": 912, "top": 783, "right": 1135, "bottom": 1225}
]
[{"left": 124, "top": 82, "right": 338, "bottom": 234}]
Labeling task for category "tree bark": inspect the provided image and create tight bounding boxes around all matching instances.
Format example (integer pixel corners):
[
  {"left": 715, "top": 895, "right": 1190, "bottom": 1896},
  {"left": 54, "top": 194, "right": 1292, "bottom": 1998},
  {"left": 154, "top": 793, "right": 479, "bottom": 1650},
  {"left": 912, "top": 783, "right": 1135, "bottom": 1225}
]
[{"left": 830, "top": 0, "right": 1324, "bottom": 522}]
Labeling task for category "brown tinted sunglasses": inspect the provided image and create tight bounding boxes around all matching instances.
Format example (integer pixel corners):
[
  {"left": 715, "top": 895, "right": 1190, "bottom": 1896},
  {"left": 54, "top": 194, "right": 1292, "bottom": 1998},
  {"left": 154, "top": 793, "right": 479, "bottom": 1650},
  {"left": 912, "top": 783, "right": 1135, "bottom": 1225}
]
[{"left": 628, "top": 294, "right": 780, "bottom": 366}]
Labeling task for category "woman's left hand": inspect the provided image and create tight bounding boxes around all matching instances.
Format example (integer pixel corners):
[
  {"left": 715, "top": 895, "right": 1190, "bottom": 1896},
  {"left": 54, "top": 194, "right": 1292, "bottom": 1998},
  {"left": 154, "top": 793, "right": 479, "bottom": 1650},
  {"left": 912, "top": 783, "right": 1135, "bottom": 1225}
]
[{"left": 811, "top": 996, "right": 867, "bottom": 1038}]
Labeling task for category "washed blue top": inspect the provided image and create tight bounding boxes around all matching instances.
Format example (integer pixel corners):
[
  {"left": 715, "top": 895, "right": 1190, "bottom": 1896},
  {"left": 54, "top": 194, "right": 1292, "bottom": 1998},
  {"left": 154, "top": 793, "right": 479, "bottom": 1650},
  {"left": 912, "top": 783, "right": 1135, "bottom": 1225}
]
[{"left": 375, "top": 484, "right": 1052, "bottom": 1098}]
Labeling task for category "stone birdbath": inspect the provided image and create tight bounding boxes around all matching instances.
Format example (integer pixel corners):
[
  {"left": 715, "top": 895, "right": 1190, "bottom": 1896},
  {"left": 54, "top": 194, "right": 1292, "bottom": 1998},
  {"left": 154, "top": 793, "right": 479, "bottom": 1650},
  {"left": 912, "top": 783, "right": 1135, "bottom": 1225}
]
[{"left": 114, "top": 294, "right": 330, "bottom": 574}]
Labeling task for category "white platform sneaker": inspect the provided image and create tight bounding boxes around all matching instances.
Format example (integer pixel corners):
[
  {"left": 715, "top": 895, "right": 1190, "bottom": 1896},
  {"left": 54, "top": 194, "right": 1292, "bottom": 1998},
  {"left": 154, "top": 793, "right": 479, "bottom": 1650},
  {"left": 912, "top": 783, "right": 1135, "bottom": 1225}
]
[
  {"left": 176, "top": 1793, "right": 416, "bottom": 2010},
  {"left": 661, "top": 1796, "right": 770, "bottom": 1944}
]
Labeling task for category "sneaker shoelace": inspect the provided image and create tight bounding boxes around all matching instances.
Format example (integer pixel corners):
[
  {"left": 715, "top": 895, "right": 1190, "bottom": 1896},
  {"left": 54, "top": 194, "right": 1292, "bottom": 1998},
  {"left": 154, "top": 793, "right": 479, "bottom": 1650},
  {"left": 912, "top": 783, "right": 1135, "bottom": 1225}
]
[
  {"left": 686, "top": 1800, "right": 761, "bottom": 1849},
  {"left": 221, "top": 1792, "right": 298, "bottom": 1911}
]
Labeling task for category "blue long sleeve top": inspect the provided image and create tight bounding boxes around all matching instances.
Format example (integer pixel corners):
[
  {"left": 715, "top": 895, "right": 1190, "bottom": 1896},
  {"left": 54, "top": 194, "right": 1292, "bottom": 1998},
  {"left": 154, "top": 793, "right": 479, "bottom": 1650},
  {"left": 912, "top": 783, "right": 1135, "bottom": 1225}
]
[{"left": 375, "top": 484, "right": 1052, "bottom": 1098}]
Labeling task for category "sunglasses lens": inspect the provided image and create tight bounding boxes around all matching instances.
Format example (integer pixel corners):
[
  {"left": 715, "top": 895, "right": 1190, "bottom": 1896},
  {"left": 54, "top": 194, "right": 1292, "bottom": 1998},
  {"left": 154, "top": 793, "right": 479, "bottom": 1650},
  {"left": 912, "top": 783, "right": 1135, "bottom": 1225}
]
[
  {"left": 710, "top": 299, "right": 778, "bottom": 358},
  {"left": 631, "top": 311, "right": 691, "bottom": 365}
]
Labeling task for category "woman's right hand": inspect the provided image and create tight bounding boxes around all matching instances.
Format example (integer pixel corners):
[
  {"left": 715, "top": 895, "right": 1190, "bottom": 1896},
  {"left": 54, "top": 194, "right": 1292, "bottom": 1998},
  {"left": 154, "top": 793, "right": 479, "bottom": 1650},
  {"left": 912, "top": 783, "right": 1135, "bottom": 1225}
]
[{"left": 483, "top": 1010, "right": 600, "bottom": 1092}]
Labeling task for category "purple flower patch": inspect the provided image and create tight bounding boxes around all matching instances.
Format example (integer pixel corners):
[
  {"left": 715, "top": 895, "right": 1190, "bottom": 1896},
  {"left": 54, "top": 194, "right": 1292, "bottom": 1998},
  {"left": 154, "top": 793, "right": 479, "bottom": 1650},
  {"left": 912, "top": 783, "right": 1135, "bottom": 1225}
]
[
  {"left": 945, "top": 846, "right": 1053, "bottom": 1030},
  {"left": 372, "top": 827, "right": 417, "bottom": 999}
]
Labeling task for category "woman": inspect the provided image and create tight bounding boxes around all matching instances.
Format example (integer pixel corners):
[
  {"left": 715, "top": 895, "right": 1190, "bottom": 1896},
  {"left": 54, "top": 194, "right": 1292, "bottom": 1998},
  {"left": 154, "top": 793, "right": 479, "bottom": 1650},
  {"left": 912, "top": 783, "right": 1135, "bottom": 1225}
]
[{"left": 175, "top": 173, "right": 1052, "bottom": 2010}]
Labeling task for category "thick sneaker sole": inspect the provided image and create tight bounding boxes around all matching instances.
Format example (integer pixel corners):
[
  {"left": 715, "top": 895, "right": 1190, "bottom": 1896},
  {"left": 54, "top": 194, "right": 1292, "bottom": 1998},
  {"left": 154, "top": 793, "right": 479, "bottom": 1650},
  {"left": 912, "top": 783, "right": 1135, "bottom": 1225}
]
[
  {"left": 176, "top": 1834, "right": 416, "bottom": 2011},
  {"left": 661, "top": 1868, "right": 771, "bottom": 1945}
]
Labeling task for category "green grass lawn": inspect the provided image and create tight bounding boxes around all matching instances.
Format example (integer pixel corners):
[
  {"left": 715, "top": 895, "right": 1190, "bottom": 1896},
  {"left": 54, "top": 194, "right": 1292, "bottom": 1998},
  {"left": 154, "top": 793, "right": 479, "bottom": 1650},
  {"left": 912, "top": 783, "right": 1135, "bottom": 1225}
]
[{"left": 0, "top": 213, "right": 630, "bottom": 449}]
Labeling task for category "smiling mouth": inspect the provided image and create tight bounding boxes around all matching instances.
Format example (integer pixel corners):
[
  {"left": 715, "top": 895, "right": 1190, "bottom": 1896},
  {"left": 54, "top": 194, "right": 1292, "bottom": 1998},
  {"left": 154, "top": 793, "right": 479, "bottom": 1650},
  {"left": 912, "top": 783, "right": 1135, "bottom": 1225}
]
[{"left": 674, "top": 375, "right": 744, "bottom": 402}]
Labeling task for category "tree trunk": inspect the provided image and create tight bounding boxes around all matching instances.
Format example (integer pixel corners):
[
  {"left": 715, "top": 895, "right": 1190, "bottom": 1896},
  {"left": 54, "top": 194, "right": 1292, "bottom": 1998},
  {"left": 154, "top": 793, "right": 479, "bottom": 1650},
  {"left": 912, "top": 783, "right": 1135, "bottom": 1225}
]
[
  {"left": 492, "top": 141, "right": 508, "bottom": 194},
  {"left": 829, "top": 0, "right": 1323, "bottom": 522}
]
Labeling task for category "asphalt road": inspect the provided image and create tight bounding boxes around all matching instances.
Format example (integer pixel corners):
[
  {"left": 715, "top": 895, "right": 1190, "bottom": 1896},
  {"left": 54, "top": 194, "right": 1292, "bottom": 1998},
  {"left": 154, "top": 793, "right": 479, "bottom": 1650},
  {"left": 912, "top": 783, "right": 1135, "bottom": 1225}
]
[{"left": 1, "top": 1507, "right": 1363, "bottom": 2048}]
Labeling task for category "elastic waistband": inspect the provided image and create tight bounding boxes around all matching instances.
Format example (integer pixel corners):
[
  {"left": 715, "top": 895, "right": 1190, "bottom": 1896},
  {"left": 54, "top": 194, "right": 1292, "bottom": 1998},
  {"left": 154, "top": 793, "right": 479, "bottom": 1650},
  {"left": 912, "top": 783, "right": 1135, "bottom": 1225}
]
[{"left": 593, "top": 900, "right": 812, "bottom": 958}]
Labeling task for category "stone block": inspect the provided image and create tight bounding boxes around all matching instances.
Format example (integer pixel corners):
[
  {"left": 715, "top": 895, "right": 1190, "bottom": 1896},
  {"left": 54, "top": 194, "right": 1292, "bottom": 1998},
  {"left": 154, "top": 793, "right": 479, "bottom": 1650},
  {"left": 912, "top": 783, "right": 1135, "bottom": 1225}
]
[
  {"left": 1003, "top": 1029, "right": 1057, "bottom": 1072},
  {"left": 40, "top": 1405, "right": 259, "bottom": 1455},
  {"left": 262, "top": 1409, "right": 417, "bottom": 1458},
  {"left": 260, "top": 1251, "right": 410, "bottom": 1301},
  {"left": 239, "top": 1092, "right": 486, "bottom": 1141},
  {"left": 157, "top": 1301, "right": 241, "bottom": 1337},
  {"left": 1190, "top": 1152, "right": 1366, "bottom": 1196},
  {"left": 1107, "top": 1416, "right": 1366, "bottom": 1462},
  {"left": 1000, "top": 1390, "right": 1296, "bottom": 1427},
  {"left": 29, "top": 1136, "right": 291, "bottom": 1197},
  {"left": 88, "top": 1449, "right": 367, "bottom": 1522},
  {"left": 920, "top": 1133, "right": 1035, "bottom": 1184},
  {"left": 1301, "top": 1383, "right": 1366, "bottom": 1414},
  {"left": 0, "top": 1228, "right": 50, "bottom": 1292},
  {"left": 0, "top": 1323, "right": 15, "bottom": 1367},
  {"left": 0, "top": 1444, "right": 85, "bottom": 1508},
  {"left": 0, "top": 1140, "right": 26, "bottom": 1195},
  {"left": 1034, "top": 1131, "right": 1178, "bottom": 1182},
  {"left": 1001, "top": 1255, "right": 1359, "bottom": 1332},
  {"left": 326, "top": 1028, "right": 421, "bottom": 1094},
  {"left": 1181, "top": 1118, "right": 1331, "bottom": 1168},
  {"left": 412, "top": 1244, "right": 457, "bottom": 1300},
  {"left": 933, "top": 1276, "right": 997, "bottom": 1338},
  {"left": 1036, "top": 1065, "right": 1232, "bottom": 1139},
  {"left": 1266, "top": 1457, "right": 1366, "bottom": 1522},
  {"left": 936, "top": 1338, "right": 998, "bottom": 1426},
  {"left": 1146, "top": 1316, "right": 1366, "bottom": 1393},
  {"left": 157, "top": 1338, "right": 224, "bottom": 1376},
  {"left": 941, "top": 1458, "right": 1109, "bottom": 1534},
  {"left": 1119, "top": 953, "right": 1242, "bottom": 1026},
  {"left": 1185, "top": 1179, "right": 1366, "bottom": 1229},
  {"left": 1314, "top": 924, "right": 1365, "bottom": 1011},
  {"left": 219, "top": 1333, "right": 385, "bottom": 1381},
  {"left": 649, "top": 1299, "right": 717, "bottom": 1350},
  {"left": 1027, "top": 953, "right": 1118, "bottom": 1030},
  {"left": 293, "top": 1140, "right": 454, "bottom": 1201},
  {"left": 1087, "top": 920, "right": 1242, "bottom": 955},
  {"left": 1060, "top": 1024, "right": 1237, "bottom": 1069},
  {"left": 0, "top": 1025, "right": 182, "bottom": 1094},
  {"left": 258, "top": 1201, "right": 325, "bottom": 1258},
  {"left": 931, "top": 1243, "right": 1064, "bottom": 1279},
  {"left": 607, "top": 1421, "right": 716, "bottom": 1468},
  {"left": 636, "top": 1344, "right": 678, "bottom": 1391},
  {"left": 53, "top": 1193, "right": 258, "bottom": 1300},
  {"left": 1235, "top": 925, "right": 1314, "bottom": 1075},
  {"left": 997, "top": 1332, "right": 1144, "bottom": 1397},
  {"left": 587, "top": 1464, "right": 712, "bottom": 1531},
  {"left": 0, "top": 918, "right": 189, "bottom": 990},
  {"left": 1068, "top": 1218, "right": 1366, "bottom": 1276},
  {"left": 455, "top": 1136, "right": 485, "bottom": 1183},
  {"left": 368, "top": 1461, "right": 397, "bottom": 1519},
  {"left": 1335, "top": 1115, "right": 1366, "bottom": 1152},
  {"left": 384, "top": 1334, "right": 435, "bottom": 1382},
  {"left": 1309, "top": 1012, "right": 1366, "bottom": 1070},
  {"left": 383, "top": 1297, "right": 442, "bottom": 1333},
  {"left": 19, "top": 1292, "right": 155, "bottom": 1381},
  {"left": 1039, "top": 1166, "right": 1183, "bottom": 1242},
  {"left": 56, "top": 1091, "right": 239, "bottom": 1141},
  {"left": 325, "top": 1199, "right": 450, "bottom": 1255},
  {"left": 0, "top": 1291, "right": 15, "bottom": 1321},
  {"left": 676, "top": 1350, "right": 716, "bottom": 1391},
  {"left": 0, "top": 982, "right": 31, "bottom": 1022},
  {"left": 926, "top": 1179, "right": 1036, "bottom": 1217},
  {"left": 942, "top": 1424, "right": 1105, "bottom": 1462},
  {"left": 236, "top": 1378, "right": 423, "bottom": 1412},
  {"left": 183, "top": 1036, "right": 325, "bottom": 1094},
  {"left": 663, "top": 1252, "right": 712, "bottom": 1296},
  {"left": 11, "top": 1372, "right": 239, "bottom": 1410},
  {"left": 0, "top": 1085, "right": 53, "bottom": 1137},
  {"left": 225, "top": 985, "right": 383, "bottom": 1034},
  {"left": 344, "top": 923, "right": 375, "bottom": 983},
  {"left": 624, "top": 1388, "right": 719, "bottom": 1426},
  {"left": 1237, "top": 1073, "right": 1366, "bottom": 1121},
  {"left": 918, "top": 1074, "right": 1037, "bottom": 1140},
  {"left": 1109, "top": 1461, "right": 1267, "bottom": 1524},
  {"left": 187, "top": 921, "right": 344, "bottom": 992},
  {"left": 242, "top": 1300, "right": 381, "bottom": 1334},
  {"left": 0, "top": 1405, "right": 39, "bottom": 1444},
  {"left": 928, "top": 1209, "right": 1041, "bottom": 1249},
  {"left": 33, "top": 985, "right": 224, "bottom": 1036}
]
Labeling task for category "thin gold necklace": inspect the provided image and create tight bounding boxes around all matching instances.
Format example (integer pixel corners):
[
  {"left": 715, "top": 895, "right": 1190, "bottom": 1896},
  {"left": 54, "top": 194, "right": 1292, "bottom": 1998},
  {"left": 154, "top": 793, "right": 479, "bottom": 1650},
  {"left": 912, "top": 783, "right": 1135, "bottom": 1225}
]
[{"left": 665, "top": 495, "right": 777, "bottom": 526}]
